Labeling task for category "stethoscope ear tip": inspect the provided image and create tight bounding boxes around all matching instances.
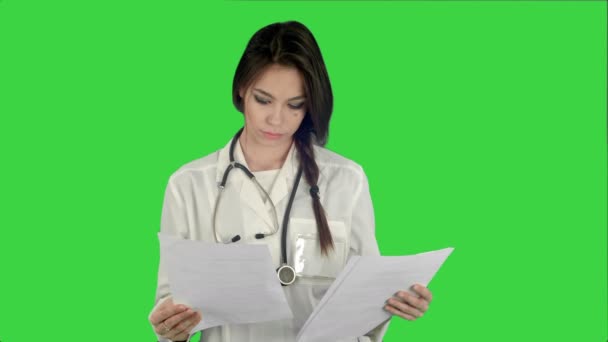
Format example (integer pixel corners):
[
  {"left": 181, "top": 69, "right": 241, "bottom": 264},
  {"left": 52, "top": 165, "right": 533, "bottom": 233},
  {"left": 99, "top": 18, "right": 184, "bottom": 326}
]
[
  {"left": 231, "top": 235, "right": 241, "bottom": 243},
  {"left": 255, "top": 233, "right": 265, "bottom": 239}
]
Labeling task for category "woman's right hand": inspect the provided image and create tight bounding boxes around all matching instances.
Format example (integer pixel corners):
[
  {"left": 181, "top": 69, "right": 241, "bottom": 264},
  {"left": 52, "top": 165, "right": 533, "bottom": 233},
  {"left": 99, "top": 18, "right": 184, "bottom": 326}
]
[{"left": 149, "top": 297, "right": 202, "bottom": 341}]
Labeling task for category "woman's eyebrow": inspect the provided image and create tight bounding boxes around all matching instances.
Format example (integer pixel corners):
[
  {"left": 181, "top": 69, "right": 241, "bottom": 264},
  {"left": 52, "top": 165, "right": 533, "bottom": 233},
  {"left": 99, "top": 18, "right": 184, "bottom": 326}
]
[{"left": 253, "top": 88, "right": 306, "bottom": 101}]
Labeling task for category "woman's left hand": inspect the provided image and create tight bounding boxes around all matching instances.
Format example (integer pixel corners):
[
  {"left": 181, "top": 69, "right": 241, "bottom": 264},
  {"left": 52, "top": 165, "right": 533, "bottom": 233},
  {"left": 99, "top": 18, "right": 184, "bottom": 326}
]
[{"left": 384, "top": 283, "right": 433, "bottom": 321}]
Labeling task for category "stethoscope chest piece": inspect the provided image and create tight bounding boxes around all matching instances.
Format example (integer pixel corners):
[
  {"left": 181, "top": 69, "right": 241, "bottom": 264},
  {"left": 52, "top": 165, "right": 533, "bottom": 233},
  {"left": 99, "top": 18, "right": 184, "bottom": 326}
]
[{"left": 276, "top": 264, "right": 296, "bottom": 286}]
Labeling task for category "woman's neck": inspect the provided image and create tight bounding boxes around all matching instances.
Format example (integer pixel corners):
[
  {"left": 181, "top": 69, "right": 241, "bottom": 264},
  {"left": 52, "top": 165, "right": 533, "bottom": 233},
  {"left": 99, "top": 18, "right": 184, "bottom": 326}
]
[{"left": 239, "top": 129, "right": 292, "bottom": 172}]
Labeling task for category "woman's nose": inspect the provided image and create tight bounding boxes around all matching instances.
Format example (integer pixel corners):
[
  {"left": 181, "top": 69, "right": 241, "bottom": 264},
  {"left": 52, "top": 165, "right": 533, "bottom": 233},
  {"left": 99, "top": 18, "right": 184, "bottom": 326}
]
[{"left": 266, "top": 105, "right": 285, "bottom": 125}]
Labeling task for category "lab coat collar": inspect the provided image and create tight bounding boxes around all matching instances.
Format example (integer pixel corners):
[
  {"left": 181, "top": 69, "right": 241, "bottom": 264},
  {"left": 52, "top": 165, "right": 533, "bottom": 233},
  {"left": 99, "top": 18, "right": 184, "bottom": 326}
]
[{"left": 215, "top": 135, "right": 300, "bottom": 229}]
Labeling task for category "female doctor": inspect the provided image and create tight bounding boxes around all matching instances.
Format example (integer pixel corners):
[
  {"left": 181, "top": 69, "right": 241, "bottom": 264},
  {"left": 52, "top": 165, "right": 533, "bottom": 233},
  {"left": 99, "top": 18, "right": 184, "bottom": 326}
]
[{"left": 149, "top": 21, "right": 434, "bottom": 342}]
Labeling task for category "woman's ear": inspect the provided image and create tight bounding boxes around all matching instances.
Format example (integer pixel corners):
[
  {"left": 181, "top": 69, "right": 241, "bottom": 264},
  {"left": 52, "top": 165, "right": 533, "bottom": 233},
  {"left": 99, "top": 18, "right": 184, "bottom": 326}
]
[{"left": 239, "top": 87, "right": 245, "bottom": 99}]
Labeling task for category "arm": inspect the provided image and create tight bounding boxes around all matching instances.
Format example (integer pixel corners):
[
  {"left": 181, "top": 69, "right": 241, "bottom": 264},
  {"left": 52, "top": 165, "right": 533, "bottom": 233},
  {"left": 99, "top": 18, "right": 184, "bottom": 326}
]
[
  {"left": 348, "top": 167, "right": 391, "bottom": 342},
  {"left": 149, "top": 176, "right": 191, "bottom": 342}
]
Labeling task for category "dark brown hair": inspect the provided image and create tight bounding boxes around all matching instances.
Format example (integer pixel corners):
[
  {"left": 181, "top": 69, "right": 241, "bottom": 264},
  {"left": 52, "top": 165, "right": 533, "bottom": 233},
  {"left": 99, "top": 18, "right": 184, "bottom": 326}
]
[{"left": 232, "top": 21, "right": 335, "bottom": 255}]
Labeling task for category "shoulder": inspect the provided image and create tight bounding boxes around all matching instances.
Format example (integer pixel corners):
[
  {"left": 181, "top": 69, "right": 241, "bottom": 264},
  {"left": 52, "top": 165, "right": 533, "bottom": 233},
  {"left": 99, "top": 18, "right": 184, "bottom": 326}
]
[
  {"left": 164, "top": 149, "right": 220, "bottom": 190},
  {"left": 313, "top": 145, "right": 367, "bottom": 184}
]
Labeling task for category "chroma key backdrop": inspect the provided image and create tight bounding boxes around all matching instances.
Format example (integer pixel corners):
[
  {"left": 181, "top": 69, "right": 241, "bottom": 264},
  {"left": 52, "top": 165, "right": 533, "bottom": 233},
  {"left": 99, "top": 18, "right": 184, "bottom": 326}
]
[{"left": 0, "top": 1, "right": 606, "bottom": 341}]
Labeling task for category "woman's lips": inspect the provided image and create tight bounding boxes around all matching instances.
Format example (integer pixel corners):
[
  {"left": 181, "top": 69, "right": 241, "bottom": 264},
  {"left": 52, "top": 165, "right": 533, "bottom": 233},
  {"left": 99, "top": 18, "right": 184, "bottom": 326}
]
[{"left": 262, "top": 131, "right": 283, "bottom": 140}]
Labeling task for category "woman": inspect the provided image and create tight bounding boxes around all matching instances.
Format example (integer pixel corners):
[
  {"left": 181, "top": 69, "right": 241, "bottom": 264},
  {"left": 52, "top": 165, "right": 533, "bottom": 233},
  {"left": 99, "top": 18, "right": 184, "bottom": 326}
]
[{"left": 149, "top": 21, "right": 433, "bottom": 342}]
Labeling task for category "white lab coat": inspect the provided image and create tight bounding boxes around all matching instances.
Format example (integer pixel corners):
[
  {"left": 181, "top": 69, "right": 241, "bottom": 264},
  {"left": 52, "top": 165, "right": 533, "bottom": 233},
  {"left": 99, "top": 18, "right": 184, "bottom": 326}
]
[{"left": 150, "top": 136, "right": 391, "bottom": 342}]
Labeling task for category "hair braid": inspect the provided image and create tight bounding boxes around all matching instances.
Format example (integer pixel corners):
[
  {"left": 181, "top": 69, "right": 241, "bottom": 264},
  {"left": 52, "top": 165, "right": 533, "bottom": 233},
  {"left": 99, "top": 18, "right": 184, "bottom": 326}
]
[{"left": 294, "top": 129, "right": 334, "bottom": 256}]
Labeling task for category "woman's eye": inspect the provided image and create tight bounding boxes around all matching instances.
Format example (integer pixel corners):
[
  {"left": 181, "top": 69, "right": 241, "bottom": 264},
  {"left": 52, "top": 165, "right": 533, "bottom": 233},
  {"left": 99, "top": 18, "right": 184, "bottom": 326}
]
[
  {"left": 254, "top": 96, "right": 270, "bottom": 104},
  {"left": 289, "top": 103, "right": 305, "bottom": 110},
  {"left": 254, "top": 95, "right": 303, "bottom": 110}
]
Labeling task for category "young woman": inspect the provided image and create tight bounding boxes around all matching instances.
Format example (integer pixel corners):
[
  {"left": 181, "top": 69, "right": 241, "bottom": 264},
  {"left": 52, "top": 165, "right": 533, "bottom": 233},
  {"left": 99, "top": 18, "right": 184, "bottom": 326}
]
[{"left": 149, "top": 21, "right": 433, "bottom": 342}]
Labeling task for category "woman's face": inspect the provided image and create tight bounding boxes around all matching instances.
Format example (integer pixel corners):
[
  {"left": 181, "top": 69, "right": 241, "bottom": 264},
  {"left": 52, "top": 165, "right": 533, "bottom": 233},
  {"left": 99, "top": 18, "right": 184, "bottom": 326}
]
[{"left": 239, "top": 63, "right": 307, "bottom": 148}]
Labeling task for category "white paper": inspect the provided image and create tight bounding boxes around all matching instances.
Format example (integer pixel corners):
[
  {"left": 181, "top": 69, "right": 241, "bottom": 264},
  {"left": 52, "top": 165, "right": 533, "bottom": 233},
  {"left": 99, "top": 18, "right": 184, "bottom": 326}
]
[
  {"left": 158, "top": 233, "right": 294, "bottom": 333},
  {"left": 296, "top": 247, "right": 454, "bottom": 342}
]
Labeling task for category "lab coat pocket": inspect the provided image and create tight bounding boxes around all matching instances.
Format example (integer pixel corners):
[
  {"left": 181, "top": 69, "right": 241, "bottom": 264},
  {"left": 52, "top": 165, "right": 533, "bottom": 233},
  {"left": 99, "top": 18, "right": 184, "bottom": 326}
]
[{"left": 289, "top": 217, "right": 347, "bottom": 280}]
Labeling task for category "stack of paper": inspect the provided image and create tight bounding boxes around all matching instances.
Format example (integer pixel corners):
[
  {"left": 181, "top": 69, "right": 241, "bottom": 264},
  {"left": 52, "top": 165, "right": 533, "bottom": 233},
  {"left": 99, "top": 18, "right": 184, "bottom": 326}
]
[
  {"left": 159, "top": 233, "right": 293, "bottom": 332},
  {"left": 296, "top": 248, "right": 454, "bottom": 342}
]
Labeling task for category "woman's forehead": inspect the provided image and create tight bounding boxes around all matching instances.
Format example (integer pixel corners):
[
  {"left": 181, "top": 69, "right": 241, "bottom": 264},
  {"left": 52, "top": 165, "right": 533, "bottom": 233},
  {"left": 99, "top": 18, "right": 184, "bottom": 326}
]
[{"left": 250, "top": 64, "right": 305, "bottom": 99}]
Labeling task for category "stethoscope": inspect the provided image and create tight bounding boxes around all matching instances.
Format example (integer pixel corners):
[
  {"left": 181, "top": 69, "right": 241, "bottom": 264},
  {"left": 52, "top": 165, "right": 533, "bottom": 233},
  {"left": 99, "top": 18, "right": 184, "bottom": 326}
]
[{"left": 213, "top": 127, "right": 304, "bottom": 286}]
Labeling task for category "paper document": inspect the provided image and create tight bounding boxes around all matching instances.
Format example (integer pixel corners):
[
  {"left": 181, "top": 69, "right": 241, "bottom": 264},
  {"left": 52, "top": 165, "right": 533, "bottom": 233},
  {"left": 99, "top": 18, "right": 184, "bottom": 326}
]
[
  {"left": 296, "top": 247, "right": 454, "bottom": 342},
  {"left": 158, "top": 233, "right": 294, "bottom": 332}
]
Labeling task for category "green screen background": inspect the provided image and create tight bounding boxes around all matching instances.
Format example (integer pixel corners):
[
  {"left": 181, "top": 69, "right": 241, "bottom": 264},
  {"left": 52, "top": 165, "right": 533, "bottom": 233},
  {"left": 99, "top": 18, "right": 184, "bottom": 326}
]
[{"left": 0, "top": 1, "right": 606, "bottom": 341}]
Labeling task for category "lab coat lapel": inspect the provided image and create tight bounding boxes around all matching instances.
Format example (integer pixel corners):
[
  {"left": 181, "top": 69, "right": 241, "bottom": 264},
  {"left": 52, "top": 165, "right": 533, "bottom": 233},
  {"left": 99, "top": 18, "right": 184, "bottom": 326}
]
[
  {"left": 231, "top": 141, "right": 273, "bottom": 230},
  {"left": 267, "top": 141, "right": 297, "bottom": 208},
  {"left": 215, "top": 139, "right": 272, "bottom": 229},
  {"left": 215, "top": 139, "right": 233, "bottom": 186},
  {"left": 239, "top": 178, "right": 275, "bottom": 229}
]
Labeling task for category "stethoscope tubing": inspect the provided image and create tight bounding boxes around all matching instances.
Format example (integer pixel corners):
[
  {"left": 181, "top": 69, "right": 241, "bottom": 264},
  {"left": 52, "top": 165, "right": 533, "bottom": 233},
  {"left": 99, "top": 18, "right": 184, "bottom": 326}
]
[{"left": 213, "top": 127, "right": 304, "bottom": 285}]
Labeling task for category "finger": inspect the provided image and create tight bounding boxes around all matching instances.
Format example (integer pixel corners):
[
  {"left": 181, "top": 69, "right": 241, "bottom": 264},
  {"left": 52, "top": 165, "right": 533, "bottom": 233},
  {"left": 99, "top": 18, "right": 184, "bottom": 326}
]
[
  {"left": 396, "top": 291, "right": 429, "bottom": 312},
  {"left": 161, "top": 310, "right": 198, "bottom": 339},
  {"left": 173, "top": 311, "right": 197, "bottom": 334},
  {"left": 164, "top": 308, "right": 198, "bottom": 331},
  {"left": 154, "top": 319, "right": 175, "bottom": 337},
  {"left": 174, "top": 326, "right": 194, "bottom": 342},
  {"left": 169, "top": 311, "right": 200, "bottom": 340},
  {"left": 164, "top": 315, "right": 192, "bottom": 341},
  {"left": 174, "top": 312, "right": 202, "bottom": 338},
  {"left": 150, "top": 298, "right": 175, "bottom": 325},
  {"left": 150, "top": 299, "right": 188, "bottom": 325},
  {"left": 174, "top": 331, "right": 190, "bottom": 342},
  {"left": 411, "top": 284, "right": 433, "bottom": 303},
  {"left": 153, "top": 323, "right": 166, "bottom": 335},
  {"left": 152, "top": 312, "right": 177, "bottom": 336},
  {"left": 384, "top": 303, "right": 416, "bottom": 320},
  {"left": 388, "top": 297, "right": 424, "bottom": 318}
]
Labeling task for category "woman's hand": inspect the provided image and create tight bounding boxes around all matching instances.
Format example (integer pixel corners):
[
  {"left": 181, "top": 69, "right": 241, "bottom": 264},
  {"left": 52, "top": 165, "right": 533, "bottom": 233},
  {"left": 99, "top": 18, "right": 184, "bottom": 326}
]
[
  {"left": 384, "top": 283, "right": 433, "bottom": 321},
  {"left": 149, "top": 298, "right": 202, "bottom": 341}
]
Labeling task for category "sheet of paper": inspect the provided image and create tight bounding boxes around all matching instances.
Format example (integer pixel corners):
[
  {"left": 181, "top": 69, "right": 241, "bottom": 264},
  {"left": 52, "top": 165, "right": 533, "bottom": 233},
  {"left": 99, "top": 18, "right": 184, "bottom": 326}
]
[
  {"left": 158, "top": 233, "right": 293, "bottom": 333},
  {"left": 296, "top": 247, "right": 454, "bottom": 342}
]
